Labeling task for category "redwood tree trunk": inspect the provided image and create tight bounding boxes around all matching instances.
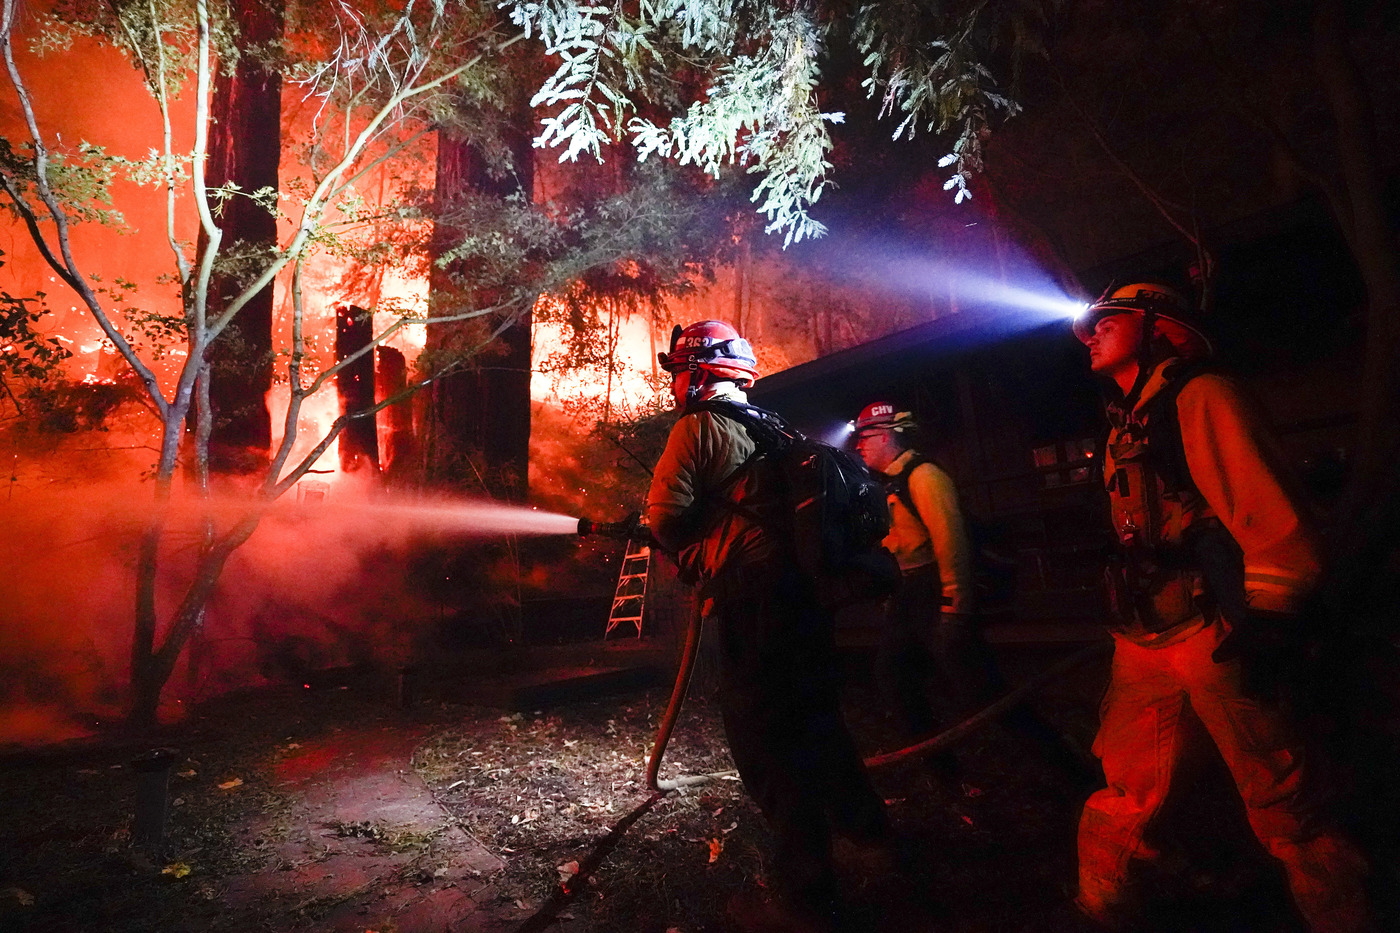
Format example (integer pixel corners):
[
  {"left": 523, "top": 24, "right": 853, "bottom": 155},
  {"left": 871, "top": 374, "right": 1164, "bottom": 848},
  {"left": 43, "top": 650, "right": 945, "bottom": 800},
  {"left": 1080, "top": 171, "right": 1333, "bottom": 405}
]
[
  {"left": 423, "top": 103, "right": 535, "bottom": 501},
  {"left": 200, "top": 0, "right": 284, "bottom": 474}
]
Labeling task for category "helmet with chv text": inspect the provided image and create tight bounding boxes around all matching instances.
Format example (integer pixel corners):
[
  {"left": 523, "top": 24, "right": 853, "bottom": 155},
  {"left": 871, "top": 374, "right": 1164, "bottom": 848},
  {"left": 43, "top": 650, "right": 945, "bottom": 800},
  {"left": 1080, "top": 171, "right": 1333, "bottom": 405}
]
[
  {"left": 1073, "top": 281, "right": 1213, "bottom": 359},
  {"left": 853, "top": 401, "right": 917, "bottom": 436},
  {"left": 657, "top": 320, "right": 759, "bottom": 385}
]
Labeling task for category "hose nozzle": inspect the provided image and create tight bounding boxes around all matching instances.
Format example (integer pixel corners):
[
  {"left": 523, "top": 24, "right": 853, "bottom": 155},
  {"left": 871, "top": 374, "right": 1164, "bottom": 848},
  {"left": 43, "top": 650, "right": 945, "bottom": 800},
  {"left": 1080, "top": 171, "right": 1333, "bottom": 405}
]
[{"left": 577, "top": 511, "right": 643, "bottom": 540}]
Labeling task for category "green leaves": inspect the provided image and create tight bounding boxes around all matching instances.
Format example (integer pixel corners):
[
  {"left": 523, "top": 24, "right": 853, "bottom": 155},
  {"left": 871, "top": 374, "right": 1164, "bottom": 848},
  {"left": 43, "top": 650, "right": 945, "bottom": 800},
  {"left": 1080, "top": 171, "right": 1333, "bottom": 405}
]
[
  {"left": 0, "top": 286, "right": 70, "bottom": 383},
  {"left": 854, "top": 1, "right": 1024, "bottom": 206},
  {"left": 42, "top": 142, "right": 129, "bottom": 230},
  {"left": 511, "top": 0, "right": 1024, "bottom": 244}
]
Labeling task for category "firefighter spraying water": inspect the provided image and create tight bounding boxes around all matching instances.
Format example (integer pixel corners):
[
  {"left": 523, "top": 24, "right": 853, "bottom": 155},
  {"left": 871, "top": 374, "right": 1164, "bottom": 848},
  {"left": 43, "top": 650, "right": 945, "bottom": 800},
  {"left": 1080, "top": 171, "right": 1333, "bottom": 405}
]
[{"left": 634, "top": 320, "right": 894, "bottom": 933}]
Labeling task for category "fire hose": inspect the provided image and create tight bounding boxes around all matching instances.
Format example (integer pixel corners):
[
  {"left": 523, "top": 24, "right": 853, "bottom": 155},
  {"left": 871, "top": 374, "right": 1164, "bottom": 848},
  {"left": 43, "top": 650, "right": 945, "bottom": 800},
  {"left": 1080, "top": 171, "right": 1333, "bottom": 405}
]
[
  {"left": 517, "top": 521, "right": 1110, "bottom": 932},
  {"left": 514, "top": 627, "right": 1106, "bottom": 933},
  {"left": 642, "top": 618, "right": 1110, "bottom": 783},
  {"left": 577, "top": 514, "right": 739, "bottom": 792},
  {"left": 862, "top": 639, "right": 1110, "bottom": 770}
]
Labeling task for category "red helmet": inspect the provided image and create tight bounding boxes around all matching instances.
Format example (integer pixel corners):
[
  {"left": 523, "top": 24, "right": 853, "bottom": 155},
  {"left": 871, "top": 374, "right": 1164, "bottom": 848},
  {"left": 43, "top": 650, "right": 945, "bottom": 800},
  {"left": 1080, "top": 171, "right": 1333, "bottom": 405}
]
[
  {"left": 657, "top": 320, "right": 759, "bottom": 386},
  {"left": 1073, "top": 281, "right": 1213, "bottom": 359},
  {"left": 854, "top": 401, "right": 916, "bottom": 435}
]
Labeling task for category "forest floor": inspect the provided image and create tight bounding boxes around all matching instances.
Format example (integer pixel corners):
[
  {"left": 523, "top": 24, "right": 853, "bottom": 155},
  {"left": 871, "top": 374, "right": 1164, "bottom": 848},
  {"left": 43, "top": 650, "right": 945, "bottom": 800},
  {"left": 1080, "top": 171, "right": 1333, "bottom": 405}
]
[{"left": 1, "top": 645, "right": 1396, "bottom": 933}]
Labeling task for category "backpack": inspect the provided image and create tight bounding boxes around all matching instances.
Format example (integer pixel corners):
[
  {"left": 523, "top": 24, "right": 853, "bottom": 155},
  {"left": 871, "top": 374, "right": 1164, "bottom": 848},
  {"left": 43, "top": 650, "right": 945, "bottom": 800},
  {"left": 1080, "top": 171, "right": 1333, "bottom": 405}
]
[
  {"left": 691, "top": 399, "right": 900, "bottom": 608},
  {"left": 884, "top": 454, "right": 1019, "bottom": 612}
]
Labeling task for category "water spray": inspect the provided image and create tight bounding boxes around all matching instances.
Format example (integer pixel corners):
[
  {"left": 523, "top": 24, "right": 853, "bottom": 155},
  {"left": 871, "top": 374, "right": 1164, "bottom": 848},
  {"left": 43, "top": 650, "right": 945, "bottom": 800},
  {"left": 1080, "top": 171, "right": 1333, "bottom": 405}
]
[{"left": 275, "top": 498, "right": 584, "bottom": 537}]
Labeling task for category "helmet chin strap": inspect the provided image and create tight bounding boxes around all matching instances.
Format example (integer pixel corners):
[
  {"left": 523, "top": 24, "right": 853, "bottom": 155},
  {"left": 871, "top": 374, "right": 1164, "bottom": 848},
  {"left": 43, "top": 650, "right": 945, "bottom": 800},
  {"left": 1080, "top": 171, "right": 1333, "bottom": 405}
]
[
  {"left": 683, "top": 366, "right": 703, "bottom": 405},
  {"left": 679, "top": 367, "right": 738, "bottom": 406},
  {"left": 1121, "top": 308, "right": 1159, "bottom": 413}
]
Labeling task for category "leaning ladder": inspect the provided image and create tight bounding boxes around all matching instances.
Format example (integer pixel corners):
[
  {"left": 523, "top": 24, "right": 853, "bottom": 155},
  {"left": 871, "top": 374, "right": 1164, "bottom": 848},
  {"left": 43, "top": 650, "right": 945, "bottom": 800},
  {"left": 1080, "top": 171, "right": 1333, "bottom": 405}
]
[{"left": 604, "top": 538, "right": 650, "bottom": 639}]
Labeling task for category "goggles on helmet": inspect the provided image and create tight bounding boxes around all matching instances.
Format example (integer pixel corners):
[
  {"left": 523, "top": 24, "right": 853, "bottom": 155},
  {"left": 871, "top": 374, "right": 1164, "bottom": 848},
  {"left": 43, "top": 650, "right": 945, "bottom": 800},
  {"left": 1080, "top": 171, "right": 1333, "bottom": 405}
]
[
  {"left": 657, "top": 321, "right": 759, "bottom": 384},
  {"left": 853, "top": 401, "right": 917, "bottom": 437}
]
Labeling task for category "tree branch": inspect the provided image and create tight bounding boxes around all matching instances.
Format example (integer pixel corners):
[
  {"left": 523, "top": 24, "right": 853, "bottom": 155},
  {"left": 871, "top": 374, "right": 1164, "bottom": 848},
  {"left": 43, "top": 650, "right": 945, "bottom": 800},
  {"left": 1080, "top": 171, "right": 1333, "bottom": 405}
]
[
  {"left": 0, "top": 0, "right": 170, "bottom": 419},
  {"left": 208, "top": 29, "right": 526, "bottom": 344}
]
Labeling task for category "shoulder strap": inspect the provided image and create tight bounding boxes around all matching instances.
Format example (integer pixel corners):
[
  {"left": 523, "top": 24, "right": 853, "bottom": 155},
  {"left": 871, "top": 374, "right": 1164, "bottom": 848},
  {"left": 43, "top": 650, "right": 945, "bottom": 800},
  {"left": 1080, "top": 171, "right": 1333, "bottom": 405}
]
[
  {"left": 1141, "top": 361, "right": 1213, "bottom": 496},
  {"left": 681, "top": 399, "right": 783, "bottom": 527},
  {"left": 886, "top": 454, "right": 929, "bottom": 523},
  {"left": 687, "top": 398, "right": 794, "bottom": 450}
]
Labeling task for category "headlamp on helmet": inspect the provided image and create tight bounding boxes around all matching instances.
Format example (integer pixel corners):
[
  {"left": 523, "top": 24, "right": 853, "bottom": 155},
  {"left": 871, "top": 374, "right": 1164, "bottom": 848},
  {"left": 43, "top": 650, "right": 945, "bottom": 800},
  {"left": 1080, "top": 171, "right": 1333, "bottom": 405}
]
[{"left": 1073, "top": 281, "right": 1213, "bottom": 359}]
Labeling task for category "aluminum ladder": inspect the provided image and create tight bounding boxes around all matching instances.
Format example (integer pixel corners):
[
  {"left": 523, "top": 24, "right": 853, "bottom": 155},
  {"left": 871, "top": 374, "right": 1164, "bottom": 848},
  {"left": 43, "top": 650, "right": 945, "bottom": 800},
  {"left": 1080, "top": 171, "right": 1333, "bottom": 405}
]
[{"left": 604, "top": 537, "right": 650, "bottom": 639}]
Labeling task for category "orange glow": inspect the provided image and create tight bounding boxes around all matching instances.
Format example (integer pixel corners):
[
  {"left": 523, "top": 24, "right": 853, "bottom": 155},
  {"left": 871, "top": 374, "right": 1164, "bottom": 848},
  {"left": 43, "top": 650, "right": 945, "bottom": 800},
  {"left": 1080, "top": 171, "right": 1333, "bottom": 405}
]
[{"left": 531, "top": 295, "right": 667, "bottom": 411}]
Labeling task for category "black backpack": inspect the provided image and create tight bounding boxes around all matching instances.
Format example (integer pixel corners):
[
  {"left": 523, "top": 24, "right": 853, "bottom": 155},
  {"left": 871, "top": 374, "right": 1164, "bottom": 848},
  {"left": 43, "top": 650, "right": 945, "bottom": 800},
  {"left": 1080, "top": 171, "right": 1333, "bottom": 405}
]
[{"left": 692, "top": 399, "right": 900, "bottom": 608}]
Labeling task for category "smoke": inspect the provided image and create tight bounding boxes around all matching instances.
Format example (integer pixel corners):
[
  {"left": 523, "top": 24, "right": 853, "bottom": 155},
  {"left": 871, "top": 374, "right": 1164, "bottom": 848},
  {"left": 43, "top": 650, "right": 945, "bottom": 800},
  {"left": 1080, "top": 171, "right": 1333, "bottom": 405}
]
[{"left": 0, "top": 432, "right": 595, "bottom": 748}]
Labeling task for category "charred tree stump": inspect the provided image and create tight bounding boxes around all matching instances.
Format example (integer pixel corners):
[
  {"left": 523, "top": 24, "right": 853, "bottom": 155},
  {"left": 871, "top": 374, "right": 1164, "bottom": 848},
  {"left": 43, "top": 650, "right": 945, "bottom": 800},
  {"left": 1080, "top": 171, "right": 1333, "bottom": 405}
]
[
  {"left": 335, "top": 305, "right": 380, "bottom": 476},
  {"left": 130, "top": 748, "right": 177, "bottom": 852},
  {"left": 375, "top": 346, "right": 417, "bottom": 483}
]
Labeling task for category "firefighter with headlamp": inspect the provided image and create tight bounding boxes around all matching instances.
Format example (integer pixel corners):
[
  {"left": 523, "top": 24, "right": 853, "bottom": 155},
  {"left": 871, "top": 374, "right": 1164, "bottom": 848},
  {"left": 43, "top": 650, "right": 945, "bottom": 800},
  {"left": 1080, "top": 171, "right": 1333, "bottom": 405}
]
[
  {"left": 648, "top": 321, "right": 890, "bottom": 933},
  {"left": 1065, "top": 282, "right": 1373, "bottom": 931},
  {"left": 853, "top": 401, "right": 1091, "bottom": 787},
  {"left": 852, "top": 404, "right": 974, "bottom": 753}
]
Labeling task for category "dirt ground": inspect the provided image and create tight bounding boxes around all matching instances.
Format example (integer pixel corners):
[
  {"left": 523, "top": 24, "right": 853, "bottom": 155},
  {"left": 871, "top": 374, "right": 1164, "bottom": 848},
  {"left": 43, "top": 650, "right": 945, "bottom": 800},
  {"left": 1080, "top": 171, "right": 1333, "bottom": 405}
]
[{"left": 2, "top": 646, "right": 1396, "bottom": 933}]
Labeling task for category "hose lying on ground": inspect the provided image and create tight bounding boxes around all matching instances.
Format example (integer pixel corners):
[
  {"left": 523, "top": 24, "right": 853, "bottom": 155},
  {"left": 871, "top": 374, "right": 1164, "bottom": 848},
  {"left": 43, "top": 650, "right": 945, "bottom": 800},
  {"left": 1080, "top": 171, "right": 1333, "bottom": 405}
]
[
  {"left": 512, "top": 789, "right": 667, "bottom": 933},
  {"left": 863, "top": 640, "right": 1110, "bottom": 771},
  {"left": 512, "top": 635, "right": 1109, "bottom": 933},
  {"left": 514, "top": 611, "right": 708, "bottom": 933}
]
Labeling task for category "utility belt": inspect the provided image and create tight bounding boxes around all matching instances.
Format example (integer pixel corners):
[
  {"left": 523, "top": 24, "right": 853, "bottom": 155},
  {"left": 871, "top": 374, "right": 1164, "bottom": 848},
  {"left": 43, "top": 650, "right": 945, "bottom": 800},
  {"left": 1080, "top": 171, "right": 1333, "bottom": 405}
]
[{"left": 1102, "top": 518, "right": 1243, "bottom": 635}]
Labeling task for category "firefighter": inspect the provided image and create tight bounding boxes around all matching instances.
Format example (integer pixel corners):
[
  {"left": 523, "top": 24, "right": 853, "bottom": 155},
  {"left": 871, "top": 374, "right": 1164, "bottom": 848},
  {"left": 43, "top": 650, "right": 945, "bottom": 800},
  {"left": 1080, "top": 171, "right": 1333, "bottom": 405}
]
[
  {"left": 647, "top": 321, "right": 890, "bottom": 933},
  {"left": 852, "top": 405, "right": 976, "bottom": 754},
  {"left": 853, "top": 403, "right": 1093, "bottom": 786},
  {"left": 1065, "top": 282, "right": 1373, "bottom": 932}
]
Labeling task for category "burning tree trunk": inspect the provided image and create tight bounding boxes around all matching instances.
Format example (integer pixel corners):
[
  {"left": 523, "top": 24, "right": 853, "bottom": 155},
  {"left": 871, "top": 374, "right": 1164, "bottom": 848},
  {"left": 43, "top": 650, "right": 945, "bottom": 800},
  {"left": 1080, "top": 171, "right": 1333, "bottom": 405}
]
[
  {"left": 376, "top": 346, "right": 417, "bottom": 483},
  {"left": 199, "top": 0, "right": 284, "bottom": 474},
  {"left": 423, "top": 103, "right": 535, "bottom": 501},
  {"left": 335, "top": 305, "right": 380, "bottom": 476}
]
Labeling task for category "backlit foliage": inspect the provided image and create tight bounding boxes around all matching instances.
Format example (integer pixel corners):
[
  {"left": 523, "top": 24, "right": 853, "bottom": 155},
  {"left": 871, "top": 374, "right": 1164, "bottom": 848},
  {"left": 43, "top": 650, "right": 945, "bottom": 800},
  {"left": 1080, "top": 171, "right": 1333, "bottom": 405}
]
[{"left": 508, "top": 0, "right": 1028, "bottom": 244}]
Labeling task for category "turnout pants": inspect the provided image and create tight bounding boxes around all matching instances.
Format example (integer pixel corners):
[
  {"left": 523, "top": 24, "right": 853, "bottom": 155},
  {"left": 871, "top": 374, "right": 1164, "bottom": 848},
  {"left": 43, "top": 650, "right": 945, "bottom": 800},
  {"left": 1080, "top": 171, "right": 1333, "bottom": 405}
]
[
  {"left": 710, "top": 557, "right": 889, "bottom": 912},
  {"left": 877, "top": 565, "right": 994, "bottom": 735},
  {"left": 1077, "top": 621, "right": 1372, "bottom": 932},
  {"left": 877, "top": 567, "right": 1086, "bottom": 780}
]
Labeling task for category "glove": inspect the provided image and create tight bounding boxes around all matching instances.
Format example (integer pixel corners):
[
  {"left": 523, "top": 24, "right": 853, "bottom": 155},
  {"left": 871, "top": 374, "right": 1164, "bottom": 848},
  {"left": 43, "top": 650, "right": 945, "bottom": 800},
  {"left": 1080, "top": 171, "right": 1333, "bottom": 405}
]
[
  {"left": 1211, "top": 610, "right": 1300, "bottom": 662},
  {"left": 1212, "top": 611, "right": 1302, "bottom": 701}
]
